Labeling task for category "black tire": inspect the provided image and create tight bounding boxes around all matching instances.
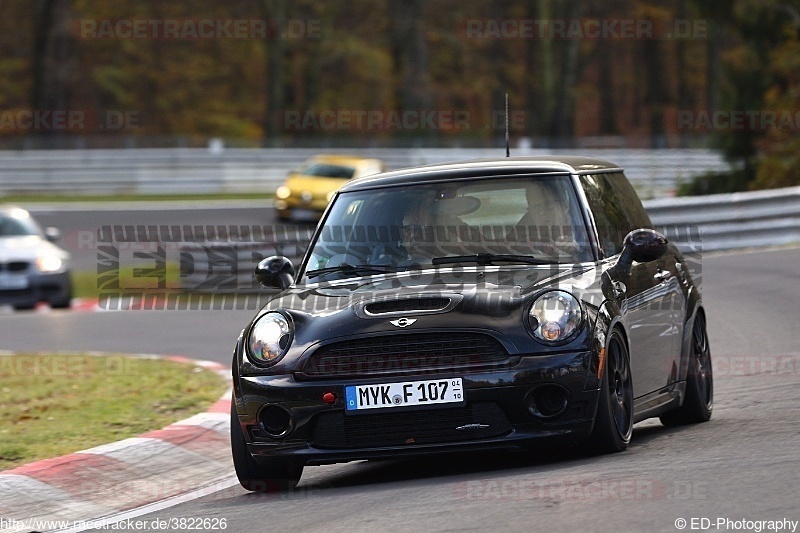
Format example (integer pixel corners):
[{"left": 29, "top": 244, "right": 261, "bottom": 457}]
[
  {"left": 230, "top": 397, "right": 303, "bottom": 492},
  {"left": 660, "top": 312, "right": 713, "bottom": 426},
  {"left": 52, "top": 278, "right": 74, "bottom": 309},
  {"left": 587, "top": 329, "right": 633, "bottom": 453},
  {"left": 50, "top": 295, "right": 72, "bottom": 309}
]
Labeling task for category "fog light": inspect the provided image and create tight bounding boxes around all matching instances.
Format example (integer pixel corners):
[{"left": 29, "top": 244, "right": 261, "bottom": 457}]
[
  {"left": 526, "top": 385, "right": 569, "bottom": 418},
  {"left": 258, "top": 405, "right": 293, "bottom": 438}
]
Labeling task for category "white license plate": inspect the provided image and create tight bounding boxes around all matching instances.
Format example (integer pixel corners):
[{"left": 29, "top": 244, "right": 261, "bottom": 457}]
[
  {"left": 345, "top": 378, "right": 464, "bottom": 412},
  {"left": 0, "top": 274, "right": 29, "bottom": 290}
]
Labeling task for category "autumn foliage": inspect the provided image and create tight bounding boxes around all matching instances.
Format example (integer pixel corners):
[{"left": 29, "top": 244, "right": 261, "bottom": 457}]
[{"left": 1, "top": 1, "right": 798, "bottom": 190}]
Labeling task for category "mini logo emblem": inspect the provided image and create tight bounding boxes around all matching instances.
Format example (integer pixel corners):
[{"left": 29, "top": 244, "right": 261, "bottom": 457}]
[{"left": 390, "top": 317, "right": 417, "bottom": 328}]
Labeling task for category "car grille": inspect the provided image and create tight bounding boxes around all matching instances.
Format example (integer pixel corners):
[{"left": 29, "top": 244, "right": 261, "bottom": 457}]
[
  {"left": 0, "top": 289, "right": 32, "bottom": 297},
  {"left": 311, "top": 402, "right": 512, "bottom": 449},
  {"left": 0, "top": 261, "right": 30, "bottom": 272},
  {"left": 300, "top": 333, "right": 511, "bottom": 378}
]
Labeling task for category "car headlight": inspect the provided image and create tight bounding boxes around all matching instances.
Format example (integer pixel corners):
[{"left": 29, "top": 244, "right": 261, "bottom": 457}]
[
  {"left": 527, "top": 290, "right": 584, "bottom": 344},
  {"left": 36, "top": 255, "right": 63, "bottom": 272},
  {"left": 276, "top": 186, "right": 291, "bottom": 199},
  {"left": 246, "top": 312, "right": 293, "bottom": 366}
]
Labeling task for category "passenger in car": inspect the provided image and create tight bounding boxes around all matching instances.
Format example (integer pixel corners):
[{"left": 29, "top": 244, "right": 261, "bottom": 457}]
[{"left": 511, "top": 182, "right": 581, "bottom": 259}]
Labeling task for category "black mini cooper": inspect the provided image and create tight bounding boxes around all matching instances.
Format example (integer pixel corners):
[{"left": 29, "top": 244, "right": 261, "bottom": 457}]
[{"left": 231, "top": 157, "right": 712, "bottom": 491}]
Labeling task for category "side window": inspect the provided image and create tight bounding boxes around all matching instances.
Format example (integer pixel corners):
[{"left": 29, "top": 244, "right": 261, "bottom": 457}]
[
  {"left": 580, "top": 173, "right": 635, "bottom": 257},
  {"left": 606, "top": 172, "right": 653, "bottom": 230}
]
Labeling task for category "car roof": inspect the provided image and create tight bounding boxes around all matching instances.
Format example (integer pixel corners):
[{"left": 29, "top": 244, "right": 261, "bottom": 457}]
[
  {"left": 308, "top": 154, "right": 382, "bottom": 165},
  {"left": 339, "top": 156, "right": 622, "bottom": 191},
  {"left": 0, "top": 205, "right": 30, "bottom": 217}
]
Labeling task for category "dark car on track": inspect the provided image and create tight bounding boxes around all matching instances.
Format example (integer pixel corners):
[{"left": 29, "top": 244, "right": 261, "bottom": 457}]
[{"left": 231, "top": 157, "right": 713, "bottom": 491}]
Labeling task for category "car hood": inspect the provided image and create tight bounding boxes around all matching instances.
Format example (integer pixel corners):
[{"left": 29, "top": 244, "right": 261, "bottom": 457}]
[
  {"left": 0, "top": 236, "right": 69, "bottom": 261},
  {"left": 285, "top": 173, "right": 350, "bottom": 193},
  {"left": 256, "top": 264, "right": 605, "bottom": 358}
]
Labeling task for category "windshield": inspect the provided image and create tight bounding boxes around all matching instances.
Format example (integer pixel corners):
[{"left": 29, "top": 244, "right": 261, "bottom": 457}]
[
  {"left": 301, "top": 163, "right": 356, "bottom": 179},
  {"left": 303, "top": 175, "right": 594, "bottom": 280},
  {"left": 0, "top": 214, "right": 41, "bottom": 237}
]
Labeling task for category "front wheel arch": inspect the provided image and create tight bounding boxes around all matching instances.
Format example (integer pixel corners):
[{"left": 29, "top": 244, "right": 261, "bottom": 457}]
[
  {"left": 230, "top": 396, "right": 303, "bottom": 492},
  {"left": 586, "top": 326, "right": 634, "bottom": 453}
]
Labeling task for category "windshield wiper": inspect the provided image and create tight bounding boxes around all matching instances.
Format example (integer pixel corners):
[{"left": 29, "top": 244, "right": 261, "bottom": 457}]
[
  {"left": 431, "top": 253, "right": 546, "bottom": 266},
  {"left": 305, "top": 263, "right": 399, "bottom": 279}
]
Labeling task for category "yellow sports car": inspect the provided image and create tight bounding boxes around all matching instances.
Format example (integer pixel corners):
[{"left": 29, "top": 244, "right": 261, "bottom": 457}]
[{"left": 274, "top": 155, "right": 385, "bottom": 222}]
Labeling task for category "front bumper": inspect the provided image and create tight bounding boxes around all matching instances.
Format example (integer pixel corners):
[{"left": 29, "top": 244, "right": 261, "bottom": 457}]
[
  {"left": 233, "top": 350, "right": 602, "bottom": 465},
  {"left": 0, "top": 271, "right": 72, "bottom": 308},
  {"left": 273, "top": 199, "right": 325, "bottom": 221}
]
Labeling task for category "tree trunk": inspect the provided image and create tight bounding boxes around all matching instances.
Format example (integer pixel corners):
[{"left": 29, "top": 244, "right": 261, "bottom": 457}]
[
  {"left": 550, "top": 1, "right": 583, "bottom": 147},
  {"left": 262, "top": 0, "right": 287, "bottom": 144},
  {"left": 533, "top": 0, "right": 554, "bottom": 144},
  {"left": 643, "top": 38, "right": 667, "bottom": 148},
  {"left": 676, "top": 0, "right": 690, "bottom": 147},
  {"left": 390, "top": 0, "right": 430, "bottom": 111},
  {"left": 31, "top": 0, "right": 57, "bottom": 111}
]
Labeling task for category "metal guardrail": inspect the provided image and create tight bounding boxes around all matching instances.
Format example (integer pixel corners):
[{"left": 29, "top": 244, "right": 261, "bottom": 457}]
[
  {"left": 0, "top": 147, "right": 728, "bottom": 199},
  {"left": 645, "top": 186, "right": 800, "bottom": 251},
  {"left": 175, "top": 186, "right": 800, "bottom": 292}
]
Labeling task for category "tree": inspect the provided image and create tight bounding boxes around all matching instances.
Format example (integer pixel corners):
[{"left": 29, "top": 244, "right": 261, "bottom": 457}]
[
  {"left": 714, "top": 1, "right": 787, "bottom": 179},
  {"left": 261, "top": 0, "right": 286, "bottom": 143},
  {"left": 389, "top": 0, "right": 431, "bottom": 112},
  {"left": 753, "top": 19, "right": 800, "bottom": 189}
]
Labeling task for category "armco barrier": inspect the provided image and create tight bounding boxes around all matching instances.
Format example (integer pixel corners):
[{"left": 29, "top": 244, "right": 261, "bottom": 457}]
[
  {"left": 645, "top": 185, "right": 800, "bottom": 251},
  {"left": 175, "top": 186, "right": 800, "bottom": 292},
  {"left": 0, "top": 147, "right": 728, "bottom": 199}
]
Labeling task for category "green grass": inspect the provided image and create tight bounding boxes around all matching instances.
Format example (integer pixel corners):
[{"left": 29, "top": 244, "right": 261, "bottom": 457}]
[
  {"left": 71, "top": 262, "right": 184, "bottom": 299},
  {"left": 0, "top": 353, "right": 228, "bottom": 470}
]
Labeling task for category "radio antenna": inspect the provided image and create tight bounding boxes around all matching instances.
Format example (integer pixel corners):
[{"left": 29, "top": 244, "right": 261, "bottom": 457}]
[{"left": 505, "top": 92, "right": 510, "bottom": 157}]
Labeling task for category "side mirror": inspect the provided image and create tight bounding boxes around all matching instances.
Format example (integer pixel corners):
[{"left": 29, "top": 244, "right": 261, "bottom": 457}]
[
  {"left": 255, "top": 256, "right": 295, "bottom": 290},
  {"left": 615, "top": 228, "right": 668, "bottom": 275},
  {"left": 44, "top": 227, "right": 61, "bottom": 242}
]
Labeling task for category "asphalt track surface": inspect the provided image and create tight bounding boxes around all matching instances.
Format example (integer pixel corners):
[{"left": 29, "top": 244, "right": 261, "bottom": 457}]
[{"left": 3, "top": 206, "right": 799, "bottom": 533}]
